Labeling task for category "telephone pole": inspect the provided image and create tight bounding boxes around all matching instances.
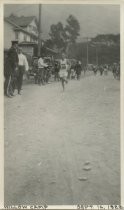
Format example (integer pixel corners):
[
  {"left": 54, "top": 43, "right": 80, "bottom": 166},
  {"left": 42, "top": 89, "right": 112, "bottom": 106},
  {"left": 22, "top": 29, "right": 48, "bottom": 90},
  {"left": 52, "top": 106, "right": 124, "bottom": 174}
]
[
  {"left": 86, "top": 37, "right": 89, "bottom": 68},
  {"left": 83, "top": 37, "right": 91, "bottom": 69},
  {"left": 96, "top": 47, "right": 98, "bottom": 65},
  {"left": 38, "top": 4, "right": 42, "bottom": 57}
]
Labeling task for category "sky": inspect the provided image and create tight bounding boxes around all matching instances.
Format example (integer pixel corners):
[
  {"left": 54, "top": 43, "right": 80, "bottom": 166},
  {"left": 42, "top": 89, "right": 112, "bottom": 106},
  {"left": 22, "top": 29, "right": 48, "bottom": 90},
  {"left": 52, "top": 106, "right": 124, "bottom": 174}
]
[{"left": 4, "top": 4, "right": 120, "bottom": 42}]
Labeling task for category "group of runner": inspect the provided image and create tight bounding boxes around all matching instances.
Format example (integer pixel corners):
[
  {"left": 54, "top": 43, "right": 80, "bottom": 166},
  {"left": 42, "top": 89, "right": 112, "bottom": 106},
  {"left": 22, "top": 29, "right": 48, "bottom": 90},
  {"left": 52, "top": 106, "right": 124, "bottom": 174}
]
[{"left": 90, "top": 63, "right": 120, "bottom": 79}]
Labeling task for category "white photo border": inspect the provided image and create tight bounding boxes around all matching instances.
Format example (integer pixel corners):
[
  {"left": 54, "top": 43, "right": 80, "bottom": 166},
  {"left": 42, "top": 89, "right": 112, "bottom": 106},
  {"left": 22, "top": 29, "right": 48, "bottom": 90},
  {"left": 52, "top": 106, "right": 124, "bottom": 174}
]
[{"left": 0, "top": 0, "right": 123, "bottom": 209}]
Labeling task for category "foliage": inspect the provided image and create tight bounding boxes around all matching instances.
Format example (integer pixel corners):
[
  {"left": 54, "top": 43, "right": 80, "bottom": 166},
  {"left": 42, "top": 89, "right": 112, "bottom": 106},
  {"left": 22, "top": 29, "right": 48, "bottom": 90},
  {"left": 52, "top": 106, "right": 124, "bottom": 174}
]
[
  {"left": 65, "top": 15, "right": 80, "bottom": 43},
  {"left": 49, "top": 22, "right": 66, "bottom": 51},
  {"left": 46, "top": 15, "right": 80, "bottom": 52},
  {"left": 91, "top": 34, "right": 120, "bottom": 45}
]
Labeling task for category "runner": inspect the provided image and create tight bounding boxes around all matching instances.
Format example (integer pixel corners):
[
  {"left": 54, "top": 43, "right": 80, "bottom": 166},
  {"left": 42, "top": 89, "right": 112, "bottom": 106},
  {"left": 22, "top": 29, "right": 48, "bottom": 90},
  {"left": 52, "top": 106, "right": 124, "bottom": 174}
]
[{"left": 59, "top": 53, "right": 68, "bottom": 91}]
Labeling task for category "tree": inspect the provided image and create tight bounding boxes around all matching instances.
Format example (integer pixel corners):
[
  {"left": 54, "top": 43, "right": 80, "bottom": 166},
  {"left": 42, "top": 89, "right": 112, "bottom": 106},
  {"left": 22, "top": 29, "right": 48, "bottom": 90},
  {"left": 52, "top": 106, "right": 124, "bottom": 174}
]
[
  {"left": 44, "top": 39, "right": 54, "bottom": 49},
  {"left": 48, "top": 15, "right": 80, "bottom": 54},
  {"left": 65, "top": 15, "right": 80, "bottom": 43},
  {"left": 49, "top": 22, "right": 66, "bottom": 52}
]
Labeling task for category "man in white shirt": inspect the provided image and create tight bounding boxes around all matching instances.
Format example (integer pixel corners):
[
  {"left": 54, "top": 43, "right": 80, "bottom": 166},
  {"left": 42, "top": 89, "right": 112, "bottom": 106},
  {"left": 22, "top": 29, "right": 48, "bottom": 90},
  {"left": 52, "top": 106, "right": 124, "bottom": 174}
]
[
  {"left": 38, "top": 56, "right": 47, "bottom": 68},
  {"left": 17, "top": 48, "right": 29, "bottom": 94},
  {"left": 38, "top": 55, "right": 48, "bottom": 85}
]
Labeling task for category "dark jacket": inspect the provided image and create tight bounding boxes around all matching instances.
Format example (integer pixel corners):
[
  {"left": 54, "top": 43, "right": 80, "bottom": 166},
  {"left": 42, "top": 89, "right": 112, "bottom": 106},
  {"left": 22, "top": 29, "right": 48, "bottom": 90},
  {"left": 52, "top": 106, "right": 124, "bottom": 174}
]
[
  {"left": 75, "top": 63, "right": 82, "bottom": 74},
  {"left": 4, "top": 47, "right": 19, "bottom": 77}
]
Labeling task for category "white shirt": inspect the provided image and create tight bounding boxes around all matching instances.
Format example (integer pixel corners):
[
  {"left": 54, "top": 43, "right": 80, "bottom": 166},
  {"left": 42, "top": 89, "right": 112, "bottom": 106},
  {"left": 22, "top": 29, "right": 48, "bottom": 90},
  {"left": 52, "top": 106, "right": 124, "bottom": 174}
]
[
  {"left": 60, "top": 59, "right": 68, "bottom": 70},
  {"left": 18, "top": 53, "right": 29, "bottom": 71},
  {"left": 38, "top": 58, "right": 48, "bottom": 68}
]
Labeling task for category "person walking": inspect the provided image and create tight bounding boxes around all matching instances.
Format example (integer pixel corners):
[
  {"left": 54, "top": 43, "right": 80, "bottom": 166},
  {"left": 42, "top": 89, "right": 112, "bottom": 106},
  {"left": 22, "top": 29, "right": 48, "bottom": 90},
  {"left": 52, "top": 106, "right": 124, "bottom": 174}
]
[
  {"left": 59, "top": 53, "right": 68, "bottom": 91},
  {"left": 17, "top": 48, "right": 29, "bottom": 95},
  {"left": 4, "top": 40, "right": 19, "bottom": 97}
]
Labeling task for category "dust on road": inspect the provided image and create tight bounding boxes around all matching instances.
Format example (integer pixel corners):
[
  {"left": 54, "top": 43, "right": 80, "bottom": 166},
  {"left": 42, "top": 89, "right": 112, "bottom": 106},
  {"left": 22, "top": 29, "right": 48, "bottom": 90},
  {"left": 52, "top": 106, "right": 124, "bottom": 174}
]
[{"left": 4, "top": 72, "right": 120, "bottom": 205}]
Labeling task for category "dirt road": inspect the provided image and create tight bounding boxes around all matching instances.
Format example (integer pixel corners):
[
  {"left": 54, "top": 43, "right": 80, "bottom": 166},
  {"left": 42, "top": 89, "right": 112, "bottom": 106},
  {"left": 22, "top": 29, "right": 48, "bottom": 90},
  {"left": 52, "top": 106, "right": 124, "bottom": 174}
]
[{"left": 4, "top": 72, "right": 120, "bottom": 205}]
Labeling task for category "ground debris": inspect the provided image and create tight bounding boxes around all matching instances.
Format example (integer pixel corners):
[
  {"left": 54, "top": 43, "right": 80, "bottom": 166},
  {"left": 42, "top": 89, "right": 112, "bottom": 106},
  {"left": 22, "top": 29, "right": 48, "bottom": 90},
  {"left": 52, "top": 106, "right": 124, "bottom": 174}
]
[
  {"left": 83, "top": 166, "right": 92, "bottom": 171},
  {"left": 38, "top": 162, "right": 42, "bottom": 166},
  {"left": 84, "top": 161, "right": 90, "bottom": 165},
  {"left": 78, "top": 177, "right": 88, "bottom": 181},
  {"left": 49, "top": 181, "right": 56, "bottom": 184}
]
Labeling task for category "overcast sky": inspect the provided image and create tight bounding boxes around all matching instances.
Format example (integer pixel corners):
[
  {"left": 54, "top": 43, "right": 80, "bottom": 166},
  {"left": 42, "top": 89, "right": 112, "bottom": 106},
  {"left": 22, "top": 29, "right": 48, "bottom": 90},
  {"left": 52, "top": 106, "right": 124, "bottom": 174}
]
[{"left": 4, "top": 4, "right": 120, "bottom": 41}]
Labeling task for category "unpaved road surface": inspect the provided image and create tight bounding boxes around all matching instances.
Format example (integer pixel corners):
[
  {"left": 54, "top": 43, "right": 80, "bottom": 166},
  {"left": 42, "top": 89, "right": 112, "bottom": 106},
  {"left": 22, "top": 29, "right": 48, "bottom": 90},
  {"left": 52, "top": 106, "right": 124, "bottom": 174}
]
[{"left": 4, "top": 72, "right": 120, "bottom": 205}]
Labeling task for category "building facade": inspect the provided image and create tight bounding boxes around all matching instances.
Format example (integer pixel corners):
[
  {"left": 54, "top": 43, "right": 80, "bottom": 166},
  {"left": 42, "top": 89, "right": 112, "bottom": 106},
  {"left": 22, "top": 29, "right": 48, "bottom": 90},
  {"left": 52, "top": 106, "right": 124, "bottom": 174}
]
[{"left": 4, "top": 14, "right": 38, "bottom": 56}]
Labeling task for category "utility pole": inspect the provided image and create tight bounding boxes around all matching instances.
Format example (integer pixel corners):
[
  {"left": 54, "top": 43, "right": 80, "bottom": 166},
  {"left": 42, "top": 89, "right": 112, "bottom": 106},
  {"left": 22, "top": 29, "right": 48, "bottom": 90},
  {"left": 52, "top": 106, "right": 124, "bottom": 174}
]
[
  {"left": 96, "top": 47, "right": 98, "bottom": 65},
  {"left": 38, "top": 4, "right": 42, "bottom": 57},
  {"left": 89, "top": 41, "right": 99, "bottom": 65},
  {"left": 83, "top": 37, "right": 91, "bottom": 70}
]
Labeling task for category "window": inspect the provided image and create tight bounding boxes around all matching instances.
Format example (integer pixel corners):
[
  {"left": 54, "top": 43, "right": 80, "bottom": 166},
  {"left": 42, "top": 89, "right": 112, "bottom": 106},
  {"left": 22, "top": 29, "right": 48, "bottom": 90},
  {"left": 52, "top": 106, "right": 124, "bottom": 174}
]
[
  {"left": 30, "top": 37, "right": 33, "bottom": 42},
  {"left": 15, "top": 31, "right": 18, "bottom": 40},
  {"left": 24, "top": 34, "right": 27, "bottom": 42}
]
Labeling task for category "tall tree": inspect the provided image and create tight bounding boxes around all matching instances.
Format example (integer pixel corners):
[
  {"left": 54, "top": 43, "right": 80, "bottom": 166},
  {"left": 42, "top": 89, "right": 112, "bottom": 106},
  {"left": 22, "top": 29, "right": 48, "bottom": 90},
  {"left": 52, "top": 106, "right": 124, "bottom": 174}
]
[
  {"left": 49, "top": 22, "right": 66, "bottom": 52},
  {"left": 48, "top": 15, "right": 80, "bottom": 54},
  {"left": 65, "top": 15, "right": 80, "bottom": 43}
]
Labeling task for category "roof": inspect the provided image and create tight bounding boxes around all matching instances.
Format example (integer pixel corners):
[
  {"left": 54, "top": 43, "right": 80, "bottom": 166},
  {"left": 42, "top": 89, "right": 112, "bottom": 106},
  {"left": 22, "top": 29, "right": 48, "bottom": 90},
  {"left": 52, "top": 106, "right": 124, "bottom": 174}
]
[
  {"left": 4, "top": 17, "right": 38, "bottom": 39},
  {"left": 5, "top": 14, "right": 37, "bottom": 27}
]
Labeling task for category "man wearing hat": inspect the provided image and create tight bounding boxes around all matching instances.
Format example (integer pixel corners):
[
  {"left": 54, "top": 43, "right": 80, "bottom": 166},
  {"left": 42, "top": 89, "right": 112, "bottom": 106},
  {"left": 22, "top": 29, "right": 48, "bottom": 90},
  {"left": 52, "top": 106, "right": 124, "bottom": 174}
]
[{"left": 4, "top": 40, "right": 19, "bottom": 97}]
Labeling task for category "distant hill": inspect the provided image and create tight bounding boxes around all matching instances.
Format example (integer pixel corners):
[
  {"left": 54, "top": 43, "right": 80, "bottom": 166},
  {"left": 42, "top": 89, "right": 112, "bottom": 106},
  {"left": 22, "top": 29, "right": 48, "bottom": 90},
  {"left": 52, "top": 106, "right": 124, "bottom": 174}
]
[
  {"left": 68, "top": 34, "right": 120, "bottom": 65},
  {"left": 91, "top": 34, "right": 120, "bottom": 46}
]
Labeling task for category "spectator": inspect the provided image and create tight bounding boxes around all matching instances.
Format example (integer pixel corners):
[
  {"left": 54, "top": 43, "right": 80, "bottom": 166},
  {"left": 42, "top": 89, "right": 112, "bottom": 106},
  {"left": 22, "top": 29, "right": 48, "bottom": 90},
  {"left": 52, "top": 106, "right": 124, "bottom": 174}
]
[
  {"left": 54, "top": 61, "right": 60, "bottom": 81},
  {"left": 17, "top": 48, "right": 29, "bottom": 95},
  {"left": 4, "top": 40, "right": 19, "bottom": 97},
  {"left": 38, "top": 55, "right": 48, "bottom": 85},
  {"left": 75, "top": 61, "right": 82, "bottom": 80}
]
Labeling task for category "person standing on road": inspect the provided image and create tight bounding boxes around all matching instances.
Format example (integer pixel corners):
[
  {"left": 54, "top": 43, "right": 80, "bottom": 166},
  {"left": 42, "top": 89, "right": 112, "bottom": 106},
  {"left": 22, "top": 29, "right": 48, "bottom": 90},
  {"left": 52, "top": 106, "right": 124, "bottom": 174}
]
[
  {"left": 17, "top": 48, "right": 29, "bottom": 95},
  {"left": 59, "top": 53, "right": 68, "bottom": 91},
  {"left": 70, "top": 63, "right": 76, "bottom": 80},
  {"left": 4, "top": 40, "right": 19, "bottom": 97},
  {"left": 54, "top": 61, "right": 60, "bottom": 81},
  {"left": 93, "top": 65, "right": 97, "bottom": 75},
  {"left": 38, "top": 55, "right": 48, "bottom": 85},
  {"left": 104, "top": 65, "right": 108, "bottom": 76},
  {"left": 99, "top": 65, "right": 104, "bottom": 76},
  {"left": 75, "top": 61, "right": 82, "bottom": 80}
]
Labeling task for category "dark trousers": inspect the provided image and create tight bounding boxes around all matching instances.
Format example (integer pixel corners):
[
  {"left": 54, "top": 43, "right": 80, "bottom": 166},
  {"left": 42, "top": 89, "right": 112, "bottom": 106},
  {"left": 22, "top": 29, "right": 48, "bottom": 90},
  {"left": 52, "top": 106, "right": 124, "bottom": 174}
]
[
  {"left": 4, "top": 74, "right": 16, "bottom": 96},
  {"left": 54, "top": 71, "right": 59, "bottom": 81},
  {"left": 17, "top": 66, "right": 24, "bottom": 93},
  {"left": 37, "top": 68, "right": 45, "bottom": 85}
]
